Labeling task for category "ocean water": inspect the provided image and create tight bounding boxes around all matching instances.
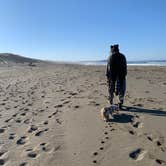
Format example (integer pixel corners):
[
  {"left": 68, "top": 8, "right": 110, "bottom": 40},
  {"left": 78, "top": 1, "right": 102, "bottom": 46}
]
[{"left": 79, "top": 60, "right": 166, "bottom": 66}]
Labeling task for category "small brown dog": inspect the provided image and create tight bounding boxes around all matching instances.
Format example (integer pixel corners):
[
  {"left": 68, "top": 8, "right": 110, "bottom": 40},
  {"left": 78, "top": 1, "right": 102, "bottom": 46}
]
[{"left": 101, "top": 105, "right": 119, "bottom": 121}]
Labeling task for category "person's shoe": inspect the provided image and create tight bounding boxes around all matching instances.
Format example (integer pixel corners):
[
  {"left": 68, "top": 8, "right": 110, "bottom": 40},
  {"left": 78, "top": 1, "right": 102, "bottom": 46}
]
[
  {"left": 118, "top": 103, "right": 122, "bottom": 109},
  {"left": 109, "top": 100, "right": 113, "bottom": 105},
  {"left": 118, "top": 100, "right": 123, "bottom": 109}
]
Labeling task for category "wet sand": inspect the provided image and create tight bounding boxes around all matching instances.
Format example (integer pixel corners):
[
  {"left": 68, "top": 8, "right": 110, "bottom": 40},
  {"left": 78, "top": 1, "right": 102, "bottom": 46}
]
[{"left": 0, "top": 63, "right": 165, "bottom": 166}]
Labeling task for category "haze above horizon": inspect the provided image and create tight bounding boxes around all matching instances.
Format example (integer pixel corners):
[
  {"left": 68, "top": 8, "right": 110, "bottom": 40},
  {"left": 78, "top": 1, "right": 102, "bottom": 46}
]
[{"left": 0, "top": 0, "right": 166, "bottom": 61}]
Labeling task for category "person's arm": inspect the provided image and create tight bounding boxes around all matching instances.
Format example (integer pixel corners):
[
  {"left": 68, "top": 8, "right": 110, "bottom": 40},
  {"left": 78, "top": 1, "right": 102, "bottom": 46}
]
[
  {"left": 106, "top": 55, "right": 112, "bottom": 78},
  {"left": 124, "top": 56, "right": 127, "bottom": 76}
]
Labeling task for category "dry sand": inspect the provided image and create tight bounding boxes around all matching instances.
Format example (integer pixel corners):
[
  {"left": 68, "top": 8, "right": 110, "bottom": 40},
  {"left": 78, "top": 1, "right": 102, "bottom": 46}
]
[{"left": 0, "top": 63, "right": 165, "bottom": 166}]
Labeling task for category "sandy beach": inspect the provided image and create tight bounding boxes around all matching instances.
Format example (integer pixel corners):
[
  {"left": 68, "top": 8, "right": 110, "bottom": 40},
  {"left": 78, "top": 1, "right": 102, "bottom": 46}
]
[{"left": 0, "top": 63, "right": 165, "bottom": 166}]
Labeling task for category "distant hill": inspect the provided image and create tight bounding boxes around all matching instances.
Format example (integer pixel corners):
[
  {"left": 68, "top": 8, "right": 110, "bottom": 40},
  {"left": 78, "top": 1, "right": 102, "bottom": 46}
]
[{"left": 0, "top": 53, "right": 41, "bottom": 65}]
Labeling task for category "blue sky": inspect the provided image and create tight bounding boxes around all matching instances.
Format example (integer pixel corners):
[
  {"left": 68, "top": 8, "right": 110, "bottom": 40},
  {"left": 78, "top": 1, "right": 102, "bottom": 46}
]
[{"left": 0, "top": 0, "right": 166, "bottom": 61}]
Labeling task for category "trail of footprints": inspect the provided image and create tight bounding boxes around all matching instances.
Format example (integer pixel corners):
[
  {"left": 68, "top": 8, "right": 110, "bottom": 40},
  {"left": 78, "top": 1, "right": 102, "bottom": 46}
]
[
  {"left": 0, "top": 75, "right": 82, "bottom": 165},
  {"left": 18, "top": 142, "right": 54, "bottom": 166},
  {"left": 92, "top": 113, "right": 166, "bottom": 165},
  {"left": 145, "top": 133, "right": 166, "bottom": 153},
  {"left": 129, "top": 115, "right": 166, "bottom": 165},
  {"left": 92, "top": 122, "right": 116, "bottom": 164},
  {"left": 0, "top": 79, "right": 76, "bottom": 165}
]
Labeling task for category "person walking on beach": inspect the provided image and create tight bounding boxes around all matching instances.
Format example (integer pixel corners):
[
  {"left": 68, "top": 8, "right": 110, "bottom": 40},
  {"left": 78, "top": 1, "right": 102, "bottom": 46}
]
[{"left": 106, "top": 44, "right": 127, "bottom": 108}]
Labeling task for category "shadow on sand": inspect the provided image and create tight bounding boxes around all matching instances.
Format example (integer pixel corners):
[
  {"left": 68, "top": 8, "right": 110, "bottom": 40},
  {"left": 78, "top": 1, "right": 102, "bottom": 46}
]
[
  {"left": 111, "top": 113, "right": 134, "bottom": 123},
  {"left": 108, "top": 105, "right": 166, "bottom": 123},
  {"left": 122, "top": 105, "right": 166, "bottom": 117}
]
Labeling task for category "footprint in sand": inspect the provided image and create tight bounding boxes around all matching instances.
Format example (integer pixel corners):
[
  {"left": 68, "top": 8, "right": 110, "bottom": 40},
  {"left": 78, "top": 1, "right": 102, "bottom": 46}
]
[
  {"left": 161, "top": 146, "right": 166, "bottom": 152},
  {"left": 131, "top": 114, "right": 139, "bottom": 122},
  {"left": 0, "top": 103, "right": 6, "bottom": 106},
  {"left": 5, "top": 118, "right": 13, "bottom": 123},
  {"left": 156, "top": 136, "right": 166, "bottom": 152},
  {"left": 20, "top": 112, "right": 26, "bottom": 116},
  {"left": 24, "top": 119, "right": 31, "bottom": 124},
  {"left": 62, "top": 100, "right": 70, "bottom": 105},
  {"left": 0, "top": 128, "right": 5, "bottom": 134},
  {"left": 155, "top": 159, "right": 166, "bottom": 165},
  {"left": 93, "top": 152, "right": 98, "bottom": 156},
  {"left": 129, "top": 148, "right": 147, "bottom": 161},
  {"left": 3, "top": 97, "right": 8, "bottom": 101},
  {"left": 131, "top": 115, "right": 143, "bottom": 129},
  {"left": 101, "top": 141, "right": 105, "bottom": 144},
  {"left": 156, "top": 136, "right": 165, "bottom": 147},
  {"left": 146, "top": 133, "right": 166, "bottom": 152},
  {"left": 93, "top": 160, "right": 97, "bottom": 164},
  {"left": 19, "top": 162, "right": 29, "bottom": 166},
  {"left": 145, "top": 133, "right": 155, "bottom": 142},
  {"left": 110, "top": 128, "right": 115, "bottom": 131},
  {"left": 8, "top": 133, "right": 16, "bottom": 140},
  {"left": 94, "top": 103, "right": 100, "bottom": 106},
  {"left": 15, "top": 119, "right": 22, "bottom": 123},
  {"left": 40, "top": 143, "right": 46, "bottom": 146},
  {"left": 54, "top": 104, "right": 63, "bottom": 108},
  {"left": 133, "top": 122, "right": 143, "bottom": 128},
  {"left": 43, "top": 121, "right": 48, "bottom": 125},
  {"left": 52, "top": 111, "right": 58, "bottom": 116},
  {"left": 74, "top": 105, "right": 80, "bottom": 109},
  {"left": 56, "top": 119, "right": 62, "bottom": 124},
  {"left": 48, "top": 115, "right": 52, "bottom": 118},
  {"left": 99, "top": 147, "right": 104, "bottom": 150},
  {"left": 41, "top": 144, "right": 52, "bottom": 152},
  {"left": 39, "top": 109, "right": 45, "bottom": 113},
  {"left": 105, "top": 136, "right": 109, "bottom": 140},
  {"left": 12, "top": 113, "right": 18, "bottom": 117},
  {"left": 16, "top": 136, "right": 28, "bottom": 145},
  {"left": 0, "top": 151, "right": 7, "bottom": 157},
  {"left": 27, "top": 103, "right": 33, "bottom": 107},
  {"left": 26, "top": 148, "right": 33, "bottom": 152},
  {"left": 129, "top": 130, "right": 137, "bottom": 135},
  {"left": 27, "top": 151, "right": 38, "bottom": 158},
  {"left": 69, "top": 92, "right": 78, "bottom": 96},
  {"left": 35, "top": 128, "right": 48, "bottom": 137},
  {"left": 54, "top": 145, "right": 61, "bottom": 152},
  {"left": 104, "top": 132, "right": 108, "bottom": 135},
  {"left": 28, "top": 125, "right": 38, "bottom": 133},
  {"left": 0, "top": 159, "right": 5, "bottom": 165},
  {"left": 48, "top": 111, "right": 59, "bottom": 119},
  {"left": 24, "top": 108, "right": 29, "bottom": 112}
]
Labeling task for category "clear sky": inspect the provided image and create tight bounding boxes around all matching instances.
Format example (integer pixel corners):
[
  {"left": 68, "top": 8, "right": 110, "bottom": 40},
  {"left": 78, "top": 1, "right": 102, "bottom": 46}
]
[{"left": 0, "top": 0, "right": 166, "bottom": 61}]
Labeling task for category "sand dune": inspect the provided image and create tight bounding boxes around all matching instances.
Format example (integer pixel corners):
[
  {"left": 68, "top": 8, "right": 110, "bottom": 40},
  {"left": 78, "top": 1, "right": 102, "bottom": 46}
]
[
  {"left": 0, "top": 63, "right": 165, "bottom": 166},
  {"left": 0, "top": 53, "right": 41, "bottom": 66}
]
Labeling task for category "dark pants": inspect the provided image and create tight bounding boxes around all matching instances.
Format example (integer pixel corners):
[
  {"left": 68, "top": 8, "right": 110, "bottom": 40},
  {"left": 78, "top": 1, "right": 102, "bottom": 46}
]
[{"left": 107, "top": 77, "right": 126, "bottom": 104}]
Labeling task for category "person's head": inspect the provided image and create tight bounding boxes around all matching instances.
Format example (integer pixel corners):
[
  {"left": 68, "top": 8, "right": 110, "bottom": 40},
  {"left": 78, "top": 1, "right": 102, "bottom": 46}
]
[{"left": 110, "top": 44, "right": 119, "bottom": 54}]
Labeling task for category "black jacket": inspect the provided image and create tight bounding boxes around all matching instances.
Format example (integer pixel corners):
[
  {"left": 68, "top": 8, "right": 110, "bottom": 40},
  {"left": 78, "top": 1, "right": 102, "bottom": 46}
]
[{"left": 106, "top": 52, "right": 127, "bottom": 80}]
